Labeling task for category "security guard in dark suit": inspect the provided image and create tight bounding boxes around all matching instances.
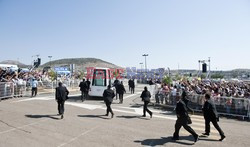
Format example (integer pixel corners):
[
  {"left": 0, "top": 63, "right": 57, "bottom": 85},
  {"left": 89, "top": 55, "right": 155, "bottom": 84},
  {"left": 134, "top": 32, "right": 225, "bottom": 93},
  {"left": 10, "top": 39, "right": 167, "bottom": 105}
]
[
  {"left": 140, "top": 87, "right": 153, "bottom": 118},
  {"left": 172, "top": 92, "right": 199, "bottom": 143},
  {"left": 103, "top": 85, "right": 115, "bottom": 118},
  {"left": 55, "top": 82, "right": 69, "bottom": 119},
  {"left": 202, "top": 93, "right": 225, "bottom": 141}
]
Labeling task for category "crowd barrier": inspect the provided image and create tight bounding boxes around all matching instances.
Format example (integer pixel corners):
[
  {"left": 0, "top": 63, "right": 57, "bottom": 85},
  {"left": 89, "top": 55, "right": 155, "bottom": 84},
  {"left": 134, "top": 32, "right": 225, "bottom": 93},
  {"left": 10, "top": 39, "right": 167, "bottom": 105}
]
[
  {"left": 154, "top": 91, "right": 250, "bottom": 120},
  {"left": 0, "top": 82, "right": 26, "bottom": 100},
  {"left": 0, "top": 80, "right": 81, "bottom": 100}
]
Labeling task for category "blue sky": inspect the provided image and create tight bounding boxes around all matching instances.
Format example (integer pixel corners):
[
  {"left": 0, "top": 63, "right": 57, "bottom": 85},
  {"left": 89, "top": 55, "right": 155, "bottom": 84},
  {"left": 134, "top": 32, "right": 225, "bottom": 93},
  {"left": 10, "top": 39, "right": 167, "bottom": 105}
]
[{"left": 0, "top": 0, "right": 249, "bottom": 70}]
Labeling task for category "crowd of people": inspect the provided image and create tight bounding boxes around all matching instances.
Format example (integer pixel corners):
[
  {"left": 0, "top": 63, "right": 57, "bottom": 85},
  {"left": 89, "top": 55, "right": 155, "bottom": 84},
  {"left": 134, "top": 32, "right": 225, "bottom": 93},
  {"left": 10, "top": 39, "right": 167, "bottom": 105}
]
[{"left": 149, "top": 78, "right": 250, "bottom": 116}]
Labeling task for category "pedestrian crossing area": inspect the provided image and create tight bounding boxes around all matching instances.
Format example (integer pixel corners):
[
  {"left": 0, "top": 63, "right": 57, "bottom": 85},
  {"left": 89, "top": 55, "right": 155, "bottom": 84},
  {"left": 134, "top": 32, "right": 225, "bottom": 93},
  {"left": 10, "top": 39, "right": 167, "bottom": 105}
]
[{"left": 180, "top": 115, "right": 222, "bottom": 140}]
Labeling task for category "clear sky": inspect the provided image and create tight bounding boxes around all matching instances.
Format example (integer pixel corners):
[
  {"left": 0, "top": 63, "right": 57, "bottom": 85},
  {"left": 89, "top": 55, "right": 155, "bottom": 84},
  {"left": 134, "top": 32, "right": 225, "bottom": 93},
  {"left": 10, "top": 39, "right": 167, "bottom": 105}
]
[{"left": 0, "top": 0, "right": 249, "bottom": 70}]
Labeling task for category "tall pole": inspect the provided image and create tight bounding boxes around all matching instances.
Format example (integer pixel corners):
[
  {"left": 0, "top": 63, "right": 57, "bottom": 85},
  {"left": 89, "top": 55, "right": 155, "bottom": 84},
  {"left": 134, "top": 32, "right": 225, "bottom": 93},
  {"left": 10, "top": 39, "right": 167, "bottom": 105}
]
[
  {"left": 48, "top": 56, "right": 52, "bottom": 68},
  {"left": 142, "top": 54, "right": 148, "bottom": 73},
  {"left": 208, "top": 57, "right": 211, "bottom": 79},
  {"left": 140, "top": 63, "right": 143, "bottom": 73}
]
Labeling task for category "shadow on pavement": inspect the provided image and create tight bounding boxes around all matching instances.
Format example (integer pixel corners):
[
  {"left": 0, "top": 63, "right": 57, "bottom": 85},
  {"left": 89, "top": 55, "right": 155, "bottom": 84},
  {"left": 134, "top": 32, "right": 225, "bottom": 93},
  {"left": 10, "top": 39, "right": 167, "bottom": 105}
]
[
  {"left": 198, "top": 136, "right": 220, "bottom": 142},
  {"left": 77, "top": 114, "right": 110, "bottom": 120},
  {"left": 116, "top": 115, "right": 150, "bottom": 120},
  {"left": 25, "top": 114, "right": 60, "bottom": 120},
  {"left": 67, "top": 96, "right": 104, "bottom": 102},
  {"left": 134, "top": 136, "right": 195, "bottom": 146}
]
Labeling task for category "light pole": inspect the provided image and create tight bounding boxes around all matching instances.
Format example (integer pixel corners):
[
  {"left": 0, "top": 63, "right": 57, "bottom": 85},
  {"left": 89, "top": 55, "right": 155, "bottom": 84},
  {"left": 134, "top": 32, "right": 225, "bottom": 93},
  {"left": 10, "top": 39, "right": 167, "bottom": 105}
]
[
  {"left": 142, "top": 54, "right": 148, "bottom": 73},
  {"left": 48, "top": 56, "right": 52, "bottom": 68},
  {"left": 139, "top": 63, "right": 143, "bottom": 73}
]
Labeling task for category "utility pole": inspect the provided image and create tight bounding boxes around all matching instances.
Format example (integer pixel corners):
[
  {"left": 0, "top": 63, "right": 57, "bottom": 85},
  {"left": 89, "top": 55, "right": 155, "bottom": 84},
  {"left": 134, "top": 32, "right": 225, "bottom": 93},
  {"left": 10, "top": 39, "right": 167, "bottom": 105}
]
[{"left": 142, "top": 54, "right": 148, "bottom": 73}]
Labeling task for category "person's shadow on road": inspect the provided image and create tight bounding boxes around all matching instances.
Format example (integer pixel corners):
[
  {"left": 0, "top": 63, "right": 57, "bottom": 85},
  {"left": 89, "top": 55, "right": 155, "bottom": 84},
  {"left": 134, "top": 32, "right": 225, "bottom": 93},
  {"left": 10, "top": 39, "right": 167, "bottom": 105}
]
[
  {"left": 25, "top": 114, "right": 60, "bottom": 120},
  {"left": 116, "top": 115, "right": 151, "bottom": 120},
  {"left": 77, "top": 114, "right": 110, "bottom": 120},
  {"left": 134, "top": 136, "right": 196, "bottom": 146}
]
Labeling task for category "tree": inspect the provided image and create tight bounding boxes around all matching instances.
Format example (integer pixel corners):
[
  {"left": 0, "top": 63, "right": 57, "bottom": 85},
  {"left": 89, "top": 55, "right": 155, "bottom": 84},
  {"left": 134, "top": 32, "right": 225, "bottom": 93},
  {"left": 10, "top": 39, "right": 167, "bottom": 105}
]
[
  {"left": 211, "top": 73, "right": 224, "bottom": 79},
  {"left": 162, "top": 76, "right": 172, "bottom": 85},
  {"left": 48, "top": 71, "right": 57, "bottom": 81}
]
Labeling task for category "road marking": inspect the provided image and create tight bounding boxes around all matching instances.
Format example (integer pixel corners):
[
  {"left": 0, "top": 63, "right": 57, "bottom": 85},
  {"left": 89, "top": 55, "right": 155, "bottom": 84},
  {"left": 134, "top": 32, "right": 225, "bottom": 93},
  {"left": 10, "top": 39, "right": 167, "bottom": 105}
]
[
  {"left": 0, "top": 119, "right": 48, "bottom": 135},
  {"left": 12, "top": 97, "right": 54, "bottom": 103},
  {"left": 12, "top": 94, "right": 81, "bottom": 103},
  {"left": 123, "top": 94, "right": 139, "bottom": 100},
  {"left": 57, "top": 126, "right": 99, "bottom": 147},
  {"left": 66, "top": 102, "right": 103, "bottom": 110}
]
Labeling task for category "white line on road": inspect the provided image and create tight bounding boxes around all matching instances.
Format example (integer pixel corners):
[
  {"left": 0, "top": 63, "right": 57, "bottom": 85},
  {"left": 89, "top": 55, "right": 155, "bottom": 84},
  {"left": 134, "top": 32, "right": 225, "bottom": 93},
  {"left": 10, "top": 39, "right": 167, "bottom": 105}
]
[
  {"left": 123, "top": 93, "right": 139, "bottom": 100},
  {"left": 57, "top": 126, "right": 99, "bottom": 147}
]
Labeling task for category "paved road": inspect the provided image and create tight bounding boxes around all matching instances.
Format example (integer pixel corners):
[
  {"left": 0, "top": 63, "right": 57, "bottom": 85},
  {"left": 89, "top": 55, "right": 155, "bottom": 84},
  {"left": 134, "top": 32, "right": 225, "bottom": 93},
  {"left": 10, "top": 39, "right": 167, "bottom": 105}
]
[{"left": 0, "top": 84, "right": 250, "bottom": 147}]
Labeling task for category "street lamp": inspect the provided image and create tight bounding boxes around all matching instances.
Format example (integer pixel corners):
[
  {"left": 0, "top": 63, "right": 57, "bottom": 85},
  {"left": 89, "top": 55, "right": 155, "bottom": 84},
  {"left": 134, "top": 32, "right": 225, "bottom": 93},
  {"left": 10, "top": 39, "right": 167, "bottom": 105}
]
[
  {"left": 142, "top": 54, "right": 148, "bottom": 73},
  {"left": 48, "top": 56, "right": 52, "bottom": 68},
  {"left": 139, "top": 63, "right": 143, "bottom": 73}
]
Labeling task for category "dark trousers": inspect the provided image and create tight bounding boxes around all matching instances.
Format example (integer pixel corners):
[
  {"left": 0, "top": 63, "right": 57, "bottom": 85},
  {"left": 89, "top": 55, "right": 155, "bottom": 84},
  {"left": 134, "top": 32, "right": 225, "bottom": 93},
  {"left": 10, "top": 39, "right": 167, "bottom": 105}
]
[
  {"left": 131, "top": 87, "right": 135, "bottom": 94},
  {"left": 105, "top": 100, "right": 113, "bottom": 115},
  {"left": 57, "top": 100, "right": 65, "bottom": 115},
  {"left": 31, "top": 87, "right": 37, "bottom": 97},
  {"left": 119, "top": 93, "right": 124, "bottom": 103},
  {"left": 143, "top": 101, "right": 152, "bottom": 116},
  {"left": 205, "top": 119, "right": 224, "bottom": 136},
  {"left": 81, "top": 90, "right": 88, "bottom": 101},
  {"left": 173, "top": 118, "right": 197, "bottom": 138}
]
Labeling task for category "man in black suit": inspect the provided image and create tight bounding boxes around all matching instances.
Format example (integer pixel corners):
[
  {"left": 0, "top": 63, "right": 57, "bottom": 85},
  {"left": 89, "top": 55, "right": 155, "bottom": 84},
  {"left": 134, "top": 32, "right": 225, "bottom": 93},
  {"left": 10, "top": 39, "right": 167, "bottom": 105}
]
[
  {"left": 103, "top": 85, "right": 115, "bottom": 118},
  {"left": 172, "top": 92, "right": 199, "bottom": 143},
  {"left": 116, "top": 81, "right": 126, "bottom": 104},
  {"left": 140, "top": 87, "right": 153, "bottom": 118},
  {"left": 130, "top": 79, "right": 135, "bottom": 94},
  {"left": 79, "top": 79, "right": 88, "bottom": 101},
  {"left": 55, "top": 82, "right": 69, "bottom": 119},
  {"left": 202, "top": 93, "right": 225, "bottom": 141}
]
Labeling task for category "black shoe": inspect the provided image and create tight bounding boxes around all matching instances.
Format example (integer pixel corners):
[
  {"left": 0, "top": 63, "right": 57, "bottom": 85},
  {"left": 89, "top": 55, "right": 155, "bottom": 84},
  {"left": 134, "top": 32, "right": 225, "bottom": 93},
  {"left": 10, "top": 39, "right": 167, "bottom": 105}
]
[
  {"left": 142, "top": 115, "right": 146, "bottom": 117},
  {"left": 194, "top": 135, "right": 199, "bottom": 143},
  {"left": 171, "top": 137, "right": 179, "bottom": 141},
  {"left": 202, "top": 133, "right": 210, "bottom": 136},
  {"left": 61, "top": 115, "right": 64, "bottom": 119},
  {"left": 219, "top": 135, "right": 226, "bottom": 141},
  {"left": 111, "top": 113, "right": 114, "bottom": 118},
  {"left": 105, "top": 114, "right": 108, "bottom": 116}
]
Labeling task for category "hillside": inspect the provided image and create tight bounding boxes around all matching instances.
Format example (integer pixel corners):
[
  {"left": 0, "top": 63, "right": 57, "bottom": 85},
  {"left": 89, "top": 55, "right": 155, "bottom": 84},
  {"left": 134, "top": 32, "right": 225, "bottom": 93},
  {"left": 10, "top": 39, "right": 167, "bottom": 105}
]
[
  {"left": 0, "top": 60, "right": 29, "bottom": 68},
  {"left": 41, "top": 58, "right": 123, "bottom": 71}
]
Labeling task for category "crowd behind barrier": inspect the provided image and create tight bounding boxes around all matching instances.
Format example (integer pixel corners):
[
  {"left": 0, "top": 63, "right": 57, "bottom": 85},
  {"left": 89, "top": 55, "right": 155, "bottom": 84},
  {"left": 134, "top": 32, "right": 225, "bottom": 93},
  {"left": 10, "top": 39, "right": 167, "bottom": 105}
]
[
  {"left": 152, "top": 87, "right": 250, "bottom": 119},
  {"left": 145, "top": 77, "right": 250, "bottom": 120}
]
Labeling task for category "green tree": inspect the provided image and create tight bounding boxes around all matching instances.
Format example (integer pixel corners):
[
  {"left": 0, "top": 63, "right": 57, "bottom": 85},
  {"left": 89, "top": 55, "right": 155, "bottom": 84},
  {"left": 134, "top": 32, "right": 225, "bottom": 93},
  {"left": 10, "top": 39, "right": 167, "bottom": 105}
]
[
  {"left": 48, "top": 71, "right": 57, "bottom": 81},
  {"left": 162, "top": 76, "right": 172, "bottom": 85},
  {"left": 211, "top": 73, "right": 224, "bottom": 79}
]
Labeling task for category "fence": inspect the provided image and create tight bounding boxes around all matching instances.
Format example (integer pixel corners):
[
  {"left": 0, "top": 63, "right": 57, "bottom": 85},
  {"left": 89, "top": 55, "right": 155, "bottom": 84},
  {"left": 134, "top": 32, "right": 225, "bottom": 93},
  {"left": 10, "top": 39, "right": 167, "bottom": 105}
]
[
  {"left": 0, "top": 79, "right": 81, "bottom": 100},
  {"left": 0, "top": 82, "right": 26, "bottom": 100},
  {"left": 154, "top": 92, "right": 250, "bottom": 120}
]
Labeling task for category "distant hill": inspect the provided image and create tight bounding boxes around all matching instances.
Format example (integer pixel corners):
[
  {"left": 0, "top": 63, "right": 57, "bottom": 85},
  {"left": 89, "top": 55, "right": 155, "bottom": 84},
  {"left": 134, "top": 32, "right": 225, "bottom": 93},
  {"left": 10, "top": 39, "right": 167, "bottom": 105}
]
[
  {"left": 41, "top": 58, "right": 123, "bottom": 71},
  {"left": 0, "top": 60, "right": 29, "bottom": 68}
]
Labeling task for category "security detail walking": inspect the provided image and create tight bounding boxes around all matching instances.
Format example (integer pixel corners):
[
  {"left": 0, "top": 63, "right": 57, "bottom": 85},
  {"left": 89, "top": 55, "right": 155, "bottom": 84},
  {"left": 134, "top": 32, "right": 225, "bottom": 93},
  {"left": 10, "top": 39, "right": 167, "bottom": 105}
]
[
  {"left": 103, "top": 85, "right": 115, "bottom": 118},
  {"left": 55, "top": 82, "right": 69, "bottom": 119},
  {"left": 140, "top": 86, "right": 153, "bottom": 118},
  {"left": 172, "top": 92, "right": 199, "bottom": 143},
  {"left": 202, "top": 93, "right": 226, "bottom": 141}
]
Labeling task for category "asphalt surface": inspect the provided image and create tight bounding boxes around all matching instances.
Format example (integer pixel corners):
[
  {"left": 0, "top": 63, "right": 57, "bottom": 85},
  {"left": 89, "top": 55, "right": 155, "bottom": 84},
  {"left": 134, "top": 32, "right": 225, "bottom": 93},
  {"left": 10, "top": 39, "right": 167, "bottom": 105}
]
[{"left": 1, "top": 84, "right": 250, "bottom": 147}]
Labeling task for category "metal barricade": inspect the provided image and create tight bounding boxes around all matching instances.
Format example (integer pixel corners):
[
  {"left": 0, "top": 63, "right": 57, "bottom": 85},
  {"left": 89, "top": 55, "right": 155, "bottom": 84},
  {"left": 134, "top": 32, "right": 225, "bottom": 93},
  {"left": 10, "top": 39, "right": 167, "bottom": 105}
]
[
  {"left": 186, "top": 94, "right": 250, "bottom": 119},
  {"left": 0, "top": 82, "right": 14, "bottom": 100}
]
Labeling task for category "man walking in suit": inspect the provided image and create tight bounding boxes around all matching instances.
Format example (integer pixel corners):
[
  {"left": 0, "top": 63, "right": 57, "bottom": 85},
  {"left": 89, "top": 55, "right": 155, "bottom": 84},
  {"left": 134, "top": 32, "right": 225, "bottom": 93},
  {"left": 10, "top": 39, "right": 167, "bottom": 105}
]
[
  {"left": 56, "top": 82, "right": 69, "bottom": 119},
  {"left": 116, "top": 81, "right": 126, "bottom": 104},
  {"left": 79, "top": 79, "right": 88, "bottom": 102},
  {"left": 140, "top": 87, "right": 153, "bottom": 118},
  {"left": 103, "top": 85, "right": 115, "bottom": 118},
  {"left": 172, "top": 92, "right": 199, "bottom": 143},
  {"left": 202, "top": 93, "right": 226, "bottom": 141}
]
